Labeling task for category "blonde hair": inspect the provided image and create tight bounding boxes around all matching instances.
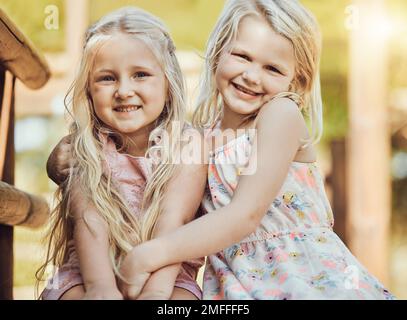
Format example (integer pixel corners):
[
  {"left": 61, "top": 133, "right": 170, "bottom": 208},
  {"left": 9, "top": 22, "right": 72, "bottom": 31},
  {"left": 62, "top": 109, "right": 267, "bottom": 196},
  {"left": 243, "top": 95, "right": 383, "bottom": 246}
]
[
  {"left": 192, "top": 0, "right": 323, "bottom": 145},
  {"left": 36, "top": 7, "right": 186, "bottom": 295}
]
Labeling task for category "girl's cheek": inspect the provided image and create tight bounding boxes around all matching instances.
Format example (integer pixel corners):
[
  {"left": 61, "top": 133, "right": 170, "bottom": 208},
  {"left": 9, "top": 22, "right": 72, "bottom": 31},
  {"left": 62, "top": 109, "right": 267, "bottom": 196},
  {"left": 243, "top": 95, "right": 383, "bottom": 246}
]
[
  {"left": 266, "top": 77, "right": 289, "bottom": 93},
  {"left": 221, "top": 57, "right": 238, "bottom": 73},
  {"left": 151, "top": 79, "right": 168, "bottom": 101},
  {"left": 95, "top": 85, "right": 116, "bottom": 98},
  {"left": 215, "top": 61, "right": 235, "bottom": 85},
  {"left": 90, "top": 84, "right": 104, "bottom": 95}
]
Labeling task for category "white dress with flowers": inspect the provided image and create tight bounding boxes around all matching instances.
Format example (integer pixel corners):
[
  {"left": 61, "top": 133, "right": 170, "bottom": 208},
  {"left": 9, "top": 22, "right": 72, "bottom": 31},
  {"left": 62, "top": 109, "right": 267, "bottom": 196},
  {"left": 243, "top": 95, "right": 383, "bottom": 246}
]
[{"left": 201, "top": 132, "right": 394, "bottom": 300}]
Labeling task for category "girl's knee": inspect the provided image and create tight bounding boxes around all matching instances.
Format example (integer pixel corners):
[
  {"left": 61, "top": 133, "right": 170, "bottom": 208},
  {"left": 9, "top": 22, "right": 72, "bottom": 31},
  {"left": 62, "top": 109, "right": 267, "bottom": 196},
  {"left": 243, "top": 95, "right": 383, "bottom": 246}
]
[
  {"left": 170, "top": 287, "right": 199, "bottom": 300},
  {"left": 59, "top": 285, "right": 85, "bottom": 300}
]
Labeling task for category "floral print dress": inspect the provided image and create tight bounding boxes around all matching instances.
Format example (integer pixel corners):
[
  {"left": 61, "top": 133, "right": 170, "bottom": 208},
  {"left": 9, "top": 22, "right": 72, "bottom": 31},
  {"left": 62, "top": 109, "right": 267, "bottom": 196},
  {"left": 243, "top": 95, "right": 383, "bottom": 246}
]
[{"left": 201, "top": 132, "right": 394, "bottom": 300}]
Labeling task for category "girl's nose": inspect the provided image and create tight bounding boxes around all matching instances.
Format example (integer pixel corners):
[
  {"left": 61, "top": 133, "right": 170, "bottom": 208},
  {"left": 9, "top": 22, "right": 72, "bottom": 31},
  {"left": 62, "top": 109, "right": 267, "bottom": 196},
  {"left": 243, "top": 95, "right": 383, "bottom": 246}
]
[
  {"left": 242, "top": 67, "right": 261, "bottom": 86},
  {"left": 115, "top": 80, "right": 136, "bottom": 99}
]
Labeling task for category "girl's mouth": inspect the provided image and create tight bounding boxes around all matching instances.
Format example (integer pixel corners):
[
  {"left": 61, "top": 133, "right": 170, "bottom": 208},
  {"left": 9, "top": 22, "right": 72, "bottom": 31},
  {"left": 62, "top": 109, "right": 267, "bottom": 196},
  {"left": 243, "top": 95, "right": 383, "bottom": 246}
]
[
  {"left": 232, "top": 82, "right": 262, "bottom": 97},
  {"left": 113, "top": 105, "right": 141, "bottom": 112}
]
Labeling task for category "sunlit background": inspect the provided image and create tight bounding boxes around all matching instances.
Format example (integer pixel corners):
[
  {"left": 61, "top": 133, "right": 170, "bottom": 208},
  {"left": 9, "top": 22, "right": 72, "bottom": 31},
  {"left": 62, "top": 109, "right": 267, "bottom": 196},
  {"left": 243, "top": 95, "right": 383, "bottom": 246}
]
[{"left": 1, "top": 0, "right": 406, "bottom": 299}]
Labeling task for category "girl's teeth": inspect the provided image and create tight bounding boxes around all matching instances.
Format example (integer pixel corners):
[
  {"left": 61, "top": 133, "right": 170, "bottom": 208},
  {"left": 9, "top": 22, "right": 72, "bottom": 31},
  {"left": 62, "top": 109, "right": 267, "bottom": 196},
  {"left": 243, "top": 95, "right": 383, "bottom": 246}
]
[
  {"left": 235, "top": 84, "right": 257, "bottom": 96},
  {"left": 115, "top": 106, "right": 139, "bottom": 112}
]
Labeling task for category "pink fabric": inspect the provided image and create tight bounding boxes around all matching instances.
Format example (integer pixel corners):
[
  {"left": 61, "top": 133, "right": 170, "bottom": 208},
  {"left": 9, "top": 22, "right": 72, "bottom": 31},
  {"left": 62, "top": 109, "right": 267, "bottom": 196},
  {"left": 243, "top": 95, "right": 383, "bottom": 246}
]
[{"left": 41, "top": 137, "right": 203, "bottom": 299}]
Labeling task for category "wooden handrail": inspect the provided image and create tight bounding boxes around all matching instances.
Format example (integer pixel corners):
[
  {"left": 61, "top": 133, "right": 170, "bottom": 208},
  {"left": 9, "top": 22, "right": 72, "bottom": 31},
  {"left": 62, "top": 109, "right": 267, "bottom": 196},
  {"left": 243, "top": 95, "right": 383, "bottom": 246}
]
[
  {"left": 0, "top": 181, "right": 49, "bottom": 228},
  {"left": 0, "top": 8, "right": 50, "bottom": 89}
]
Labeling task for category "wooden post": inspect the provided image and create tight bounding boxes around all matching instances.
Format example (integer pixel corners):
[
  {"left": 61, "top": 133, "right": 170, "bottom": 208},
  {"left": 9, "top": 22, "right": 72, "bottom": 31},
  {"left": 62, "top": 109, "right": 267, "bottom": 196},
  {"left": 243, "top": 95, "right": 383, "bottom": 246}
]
[
  {"left": 347, "top": 0, "right": 391, "bottom": 284},
  {"left": 65, "top": 0, "right": 89, "bottom": 70},
  {"left": 0, "top": 67, "right": 15, "bottom": 300},
  {"left": 0, "top": 8, "right": 50, "bottom": 300},
  {"left": 331, "top": 139, "right": 347, "bottom": 245}
]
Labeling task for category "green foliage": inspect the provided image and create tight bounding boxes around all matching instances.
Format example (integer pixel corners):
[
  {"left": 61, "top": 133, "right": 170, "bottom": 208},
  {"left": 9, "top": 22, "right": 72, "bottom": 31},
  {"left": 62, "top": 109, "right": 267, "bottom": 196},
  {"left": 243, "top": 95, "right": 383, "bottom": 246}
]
[
  {"left": 16, "top": 150, "right": 50, "bottom": 194},
  {"left": 3, "top": 0, "right": 406, "bottom": 142},
  {"left": 88, "top": 0, "right": 225, "bottom": 51},
  {"left": 1, "top": 0, "right": 65, "bottom": 52}
]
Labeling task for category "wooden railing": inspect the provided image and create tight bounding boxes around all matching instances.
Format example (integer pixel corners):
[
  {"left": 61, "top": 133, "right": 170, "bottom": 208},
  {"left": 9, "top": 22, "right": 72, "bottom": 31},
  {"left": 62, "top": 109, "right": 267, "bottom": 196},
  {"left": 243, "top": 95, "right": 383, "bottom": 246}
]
[{"left": 0, "top": 8, "right": 51, "bottom": 300}]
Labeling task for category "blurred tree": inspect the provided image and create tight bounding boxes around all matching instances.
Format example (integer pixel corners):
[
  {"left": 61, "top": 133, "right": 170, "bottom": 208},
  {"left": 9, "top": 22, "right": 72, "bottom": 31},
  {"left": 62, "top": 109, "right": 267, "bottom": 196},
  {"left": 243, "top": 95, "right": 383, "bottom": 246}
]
[{"left": 1, "top": 0, "right": 65, "bottom": 52}]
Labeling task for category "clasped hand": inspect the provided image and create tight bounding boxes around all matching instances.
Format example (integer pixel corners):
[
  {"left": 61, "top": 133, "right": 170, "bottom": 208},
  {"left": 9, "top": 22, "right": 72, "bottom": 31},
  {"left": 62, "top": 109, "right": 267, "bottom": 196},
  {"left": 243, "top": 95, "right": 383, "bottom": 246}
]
[{"left": 118, "top": 245, "right": 153, "bottom": 299}]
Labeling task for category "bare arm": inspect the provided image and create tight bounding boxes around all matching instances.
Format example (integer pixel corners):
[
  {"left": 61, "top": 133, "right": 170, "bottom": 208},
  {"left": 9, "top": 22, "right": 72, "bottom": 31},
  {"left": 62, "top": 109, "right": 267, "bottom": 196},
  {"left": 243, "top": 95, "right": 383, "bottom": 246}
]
[
  {"left": 121, "top": 134, "right": 208, "bottom": 300},
  {"left": 120, "top": 98, "right": 305, "bottom": 295},
  {"left": 48, "top": 135, "right": 121, "bottom": 298},
  {"left": 70, "top": 186, "right": 123, "bottom": 299}
]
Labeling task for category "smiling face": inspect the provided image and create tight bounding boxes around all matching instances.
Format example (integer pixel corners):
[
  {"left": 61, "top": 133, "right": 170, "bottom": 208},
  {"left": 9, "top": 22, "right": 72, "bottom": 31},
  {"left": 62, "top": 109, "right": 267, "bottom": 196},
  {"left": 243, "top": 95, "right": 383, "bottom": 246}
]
[
  {"left": 215, "top": 15, "right": 296, "bottom": 124},
  {"left": 89, "top": 33, "right": 167, "bottom": 137}
]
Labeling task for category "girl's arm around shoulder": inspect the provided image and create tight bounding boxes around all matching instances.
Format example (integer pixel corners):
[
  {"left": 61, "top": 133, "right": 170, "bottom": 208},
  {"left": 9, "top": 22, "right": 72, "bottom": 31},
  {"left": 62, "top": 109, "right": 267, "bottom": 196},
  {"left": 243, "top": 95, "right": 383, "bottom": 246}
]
[
  {"left": 47, "top": 135, "right": 73, "bottom": 185},
  {"left": 233, "top": 97, "right": 305, "bottom": 224},
  {"left": 115, "top": 100, "right": 306, "bottom": 296}
]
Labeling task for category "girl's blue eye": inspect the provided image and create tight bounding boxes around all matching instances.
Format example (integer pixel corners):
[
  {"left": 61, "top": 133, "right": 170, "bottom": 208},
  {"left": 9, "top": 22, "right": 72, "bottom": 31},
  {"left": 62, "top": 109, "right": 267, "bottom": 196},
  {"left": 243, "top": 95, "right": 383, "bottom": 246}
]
[
  {"left": 99, "top": 75, "right": 115, "bottom": 82},
  {"left": 134, "top": 72, "right": 150, "bottom": 78},
  {"left": 233, "top": 53, "right": 250, "bottom": 61},
  {"left": 266, "top": 65, "right": 282, "bottom": 74}
]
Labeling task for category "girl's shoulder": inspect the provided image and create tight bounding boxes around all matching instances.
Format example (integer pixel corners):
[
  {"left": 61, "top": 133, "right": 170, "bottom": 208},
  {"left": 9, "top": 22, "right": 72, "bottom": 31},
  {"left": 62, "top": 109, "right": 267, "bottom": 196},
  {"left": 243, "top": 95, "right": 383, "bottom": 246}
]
[
  {"left": 254, "top": 97, "right": 317, "bottom": 163},
  {"left": 254, "top": 96, "right": 302, "bottom": 126}
]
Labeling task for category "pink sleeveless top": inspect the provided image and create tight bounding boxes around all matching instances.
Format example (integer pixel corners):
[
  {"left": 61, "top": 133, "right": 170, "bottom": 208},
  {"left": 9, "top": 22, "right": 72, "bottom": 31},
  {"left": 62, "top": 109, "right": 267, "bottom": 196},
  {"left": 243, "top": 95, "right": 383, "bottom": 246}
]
[{"left": 41, "top": 137, "right": 203, "bottom": 299}]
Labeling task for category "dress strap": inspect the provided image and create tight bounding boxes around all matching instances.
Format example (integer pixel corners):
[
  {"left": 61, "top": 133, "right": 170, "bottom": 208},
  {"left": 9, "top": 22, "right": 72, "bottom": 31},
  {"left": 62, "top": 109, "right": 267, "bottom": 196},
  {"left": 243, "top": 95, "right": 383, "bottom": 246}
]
[{"left": 271, "top": 91, "right": 304, "bottom": 110}]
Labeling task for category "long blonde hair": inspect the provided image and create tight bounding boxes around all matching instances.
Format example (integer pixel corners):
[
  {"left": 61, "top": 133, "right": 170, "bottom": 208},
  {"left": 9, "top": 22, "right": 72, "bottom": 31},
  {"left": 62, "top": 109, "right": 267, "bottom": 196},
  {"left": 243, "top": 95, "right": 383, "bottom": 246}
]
[
  {"left": 36, "top": 7, "right": 186, "bottom": 294},
  {"left": 192, "top": 0, "right": 323, "bottom": 145}
]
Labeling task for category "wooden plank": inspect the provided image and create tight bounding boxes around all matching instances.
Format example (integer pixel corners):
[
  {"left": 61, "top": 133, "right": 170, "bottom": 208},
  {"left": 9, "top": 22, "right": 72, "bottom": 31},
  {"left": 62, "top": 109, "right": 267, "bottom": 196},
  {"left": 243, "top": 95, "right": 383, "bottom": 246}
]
[
  {"left": 0, "top": 181, "right": 49, "bottom": 228},
  {"left": 331, "top": 139, "right": 347, "bottom": 245},
  {"left": 0, "top": 67, "right": 14, "bottom": 300},
  {"left": 0, "top": 8, "right": 50, "bottom": 89},
  {"left": 65, "top": 0, "right": 89, "bottom": 70}
]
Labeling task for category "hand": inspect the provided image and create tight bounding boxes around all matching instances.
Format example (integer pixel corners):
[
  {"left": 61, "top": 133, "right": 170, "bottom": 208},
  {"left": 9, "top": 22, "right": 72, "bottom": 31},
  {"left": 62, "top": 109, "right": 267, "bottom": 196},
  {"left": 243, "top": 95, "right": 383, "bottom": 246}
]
[
  {"left": 135, "top": 266, "right": 182, "bottom": 300},
  {"left": 118, "top": 246, "right": 152, "bottom": 300},
  {"left": 47, "top": 135, "right": 74, "bottom": 185},
  {"left": 82, "top": 283, "right": 123, "bottom": 300}
]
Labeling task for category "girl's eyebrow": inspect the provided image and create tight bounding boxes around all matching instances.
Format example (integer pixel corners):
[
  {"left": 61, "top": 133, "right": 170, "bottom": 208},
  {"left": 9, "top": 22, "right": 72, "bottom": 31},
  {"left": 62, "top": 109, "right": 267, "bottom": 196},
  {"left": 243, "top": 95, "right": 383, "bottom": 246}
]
[
  {"left": 232, "top": 47, "right": 288, "bottom": 74},
  {"left": 94, "top": 68, "right": 114, "bottom": 73},
  {"left": 95, "top": 65, "right": 155, "bottom": 73}
]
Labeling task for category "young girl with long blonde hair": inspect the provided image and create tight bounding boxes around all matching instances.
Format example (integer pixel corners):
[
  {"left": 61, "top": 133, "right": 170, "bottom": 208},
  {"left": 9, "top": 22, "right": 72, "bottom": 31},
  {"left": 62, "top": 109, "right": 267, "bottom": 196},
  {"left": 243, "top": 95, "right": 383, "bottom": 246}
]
[
  {"left": 36, "top": 7, "right": 205, "bottom": 300},
  {"left": 117, "top": 0, "right": 395, "bottom": 300}
]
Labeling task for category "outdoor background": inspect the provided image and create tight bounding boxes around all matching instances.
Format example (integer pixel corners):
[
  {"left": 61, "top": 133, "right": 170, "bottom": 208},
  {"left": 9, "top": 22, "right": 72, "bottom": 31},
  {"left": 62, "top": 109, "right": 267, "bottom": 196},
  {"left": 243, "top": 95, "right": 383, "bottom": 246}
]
[{"left": 1, "top": 0, "right": 406, "bottom": 299}]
